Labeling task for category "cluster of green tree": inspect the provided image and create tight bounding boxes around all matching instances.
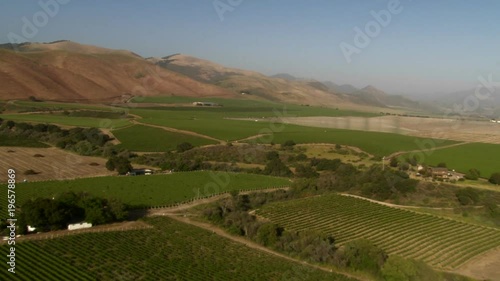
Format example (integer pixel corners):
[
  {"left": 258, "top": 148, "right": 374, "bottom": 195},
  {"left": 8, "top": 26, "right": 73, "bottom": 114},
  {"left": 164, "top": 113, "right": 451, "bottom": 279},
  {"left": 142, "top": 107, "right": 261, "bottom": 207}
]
[
  {"left": 62, "top": 110, "right": 126, "bottom": 119},
  {"left": 455, "top": 187, "right": 480, "bottom": 206},
  {"left": 311, "top": 158, "right": 342, "bottom": 171},
  {"left": 489, "top": 172, "right": 500, "bottom": 185},
  {"left": 453, "top": 187, "right": 500, "bottom": 225},
  {"left": 262, "top": 152, "right": 293, "bottom": 177},
  {"left": 136, "top": 151, "right": 238, "bottom": 174},
  {"left": 203, "top": 191, "right": 340, "bottom": 264},
  {"left": 299, "top": 165, "right": 418, "bottom": 201},
  {"left": 483, "top": 198, "right": 500, "bottom": 225},
  {"left": 0, "top": 120, "right": 129, "bottom": 157},
  {"left": 179, "top": 143, "right": 271, "bottom": 164},
  {"left": 16, "top": 192, "right": 128, "bottom": 234},
  {"left": 203, "top": 192, "right": 471, "bottom": 281},
  {"left": 106, "top": 156, "right": 133, "bottom": 175}
]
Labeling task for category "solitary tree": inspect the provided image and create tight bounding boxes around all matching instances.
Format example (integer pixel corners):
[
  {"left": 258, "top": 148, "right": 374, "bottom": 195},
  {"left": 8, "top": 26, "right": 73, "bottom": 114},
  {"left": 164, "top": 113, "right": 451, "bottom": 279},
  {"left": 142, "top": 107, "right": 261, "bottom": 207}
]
[
  {"left": 106, "top": 156, "right": 132, "bottom": 175},
  {"left": 465, "top": 168, "right": 481, "bottom": 180},
  {"left": 177, "top": 142, "right": 194, "bottom": 152},
  {"left": 281, "top": 140, "right": 296, "bottom": 150},
  {"left": 437, "top": 162, "right": 447, "bottom": 168},
  {"left": 489, "top": 172, "right": 500, "bottom": 185}
]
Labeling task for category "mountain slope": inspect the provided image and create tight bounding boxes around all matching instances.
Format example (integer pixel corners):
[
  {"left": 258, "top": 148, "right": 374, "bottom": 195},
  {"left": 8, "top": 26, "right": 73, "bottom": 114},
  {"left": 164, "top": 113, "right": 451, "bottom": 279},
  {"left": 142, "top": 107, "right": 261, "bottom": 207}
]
[
  {"left": 0, "top": 41, "right": 235, "bottom": 102},
  {"left": 348, "top": 86, "right": 423, "bottom": 109},
  {"left": 429, "top": 88, "right": 500, "bottom": 117},
  {"left": 322, "top": 81, "right": 359, "bottom": 94},
  {"left": 270, "top": 73, "right": 298, "bottom": 81},
  {"left": 152, "top": 54, "right": 355, "bottom": 107}
]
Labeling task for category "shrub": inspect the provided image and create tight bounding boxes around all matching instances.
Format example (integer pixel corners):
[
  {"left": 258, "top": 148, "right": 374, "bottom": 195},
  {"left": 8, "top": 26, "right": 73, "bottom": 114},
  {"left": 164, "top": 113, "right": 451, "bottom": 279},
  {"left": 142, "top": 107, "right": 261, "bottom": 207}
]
[
  {"left": 106, "top": 156, "right": 132, "bottom": 175},
  {"left": 177, "top": 142, "right": 194, "bottom": 152},
  {"left": 24, "top": 169, "right": 39, "bottom": 175},
  {"left": 455, "top": 187, "right": 480, "bottom": 206},
  {"left": 464, "top": 168, "right": 481, "bottom": 180},
  {"left": 489, "top": 172, "right": 500, "bottom": 185},
  {"left": 281, "top": 140, "right": 296, "bottom": 149}
]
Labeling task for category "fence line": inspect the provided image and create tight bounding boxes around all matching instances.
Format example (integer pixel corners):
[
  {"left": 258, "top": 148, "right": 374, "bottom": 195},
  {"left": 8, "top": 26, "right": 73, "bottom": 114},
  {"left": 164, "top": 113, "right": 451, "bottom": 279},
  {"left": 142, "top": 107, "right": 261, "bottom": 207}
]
[{"left": 142, "top": 186, "right": 290, "bottom": 210}]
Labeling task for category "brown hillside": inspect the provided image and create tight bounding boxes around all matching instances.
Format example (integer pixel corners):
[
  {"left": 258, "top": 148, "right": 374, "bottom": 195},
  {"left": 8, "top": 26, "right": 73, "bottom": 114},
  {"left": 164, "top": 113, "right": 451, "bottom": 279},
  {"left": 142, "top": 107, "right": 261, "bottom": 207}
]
[
  {"left": 153, "top": 54, "right": 357, "bottom": 107},
  {"left": 0, "top": 41, "right": 235, "bottom": 102}
]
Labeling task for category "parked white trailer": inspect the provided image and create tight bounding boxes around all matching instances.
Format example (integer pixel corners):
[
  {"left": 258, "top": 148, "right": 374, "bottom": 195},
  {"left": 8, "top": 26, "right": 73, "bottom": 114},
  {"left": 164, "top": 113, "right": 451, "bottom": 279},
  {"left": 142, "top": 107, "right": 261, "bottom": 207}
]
[{"left": 68, "top": 222, "right": 92, "bottom": 231}]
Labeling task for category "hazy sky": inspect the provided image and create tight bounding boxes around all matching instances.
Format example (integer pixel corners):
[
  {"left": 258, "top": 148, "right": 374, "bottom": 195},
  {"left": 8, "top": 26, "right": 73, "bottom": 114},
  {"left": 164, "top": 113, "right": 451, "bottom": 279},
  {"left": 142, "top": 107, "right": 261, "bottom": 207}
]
[{"left": 1, "top": 0, "right": 500, "bottom": 96}]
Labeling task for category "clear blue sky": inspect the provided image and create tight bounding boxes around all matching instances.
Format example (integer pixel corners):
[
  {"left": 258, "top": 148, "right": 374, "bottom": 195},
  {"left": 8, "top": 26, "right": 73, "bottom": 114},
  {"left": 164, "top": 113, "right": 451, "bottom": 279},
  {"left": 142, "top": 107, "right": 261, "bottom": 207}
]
[{"left": 1, "top": 0, "right": 500, "bottom": 95}]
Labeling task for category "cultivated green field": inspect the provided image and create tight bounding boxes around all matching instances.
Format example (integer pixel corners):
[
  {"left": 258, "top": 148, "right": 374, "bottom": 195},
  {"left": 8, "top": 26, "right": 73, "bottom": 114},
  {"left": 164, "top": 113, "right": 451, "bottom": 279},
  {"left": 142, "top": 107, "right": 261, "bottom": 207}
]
[
  {"left": 0, "top": 114, "right": 131, "bottom": 129},
  {"left": 0, "top": 217, "right": 355, "bottom": 281},
  {"left": 8, "top": 101, "right": 118, "bottom": 112},
  {"left": 132, "top": 108, "right": 281, "bottom": 140},
  {"left": 0, "top": 136, "right": 49, "bottom": 148},
  {"left": 131, "top": 108, "right": 457, "bottom": 156},
  {"left": 407, "top": 143, "right": 500, "bottom": 178},
  {"left": 131, "top": 96, "right": 378, "bottom": 118},
  {"left": 248, "top": 126, "right": 458, "bottom": 158},
  {"left": 256, "top": 194, "right": 500, "bottom": 269},
  {"left": 0, "top": 172, "right": 289, "bottom": 218},
  {"left": 112, "top": 125, "right": 217, "bottom": 152}
]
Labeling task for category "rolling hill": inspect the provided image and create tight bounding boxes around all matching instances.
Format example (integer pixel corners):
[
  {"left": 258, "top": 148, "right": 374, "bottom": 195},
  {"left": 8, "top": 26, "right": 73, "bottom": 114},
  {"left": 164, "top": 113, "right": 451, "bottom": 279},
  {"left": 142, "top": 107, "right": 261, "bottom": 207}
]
[
  {"left": 0, "top": 41, "right": 235, "bottom": 102},
  {"left": 348, "top": 85, "right": 424, "bottom": 110},
  {"left": 428, "top": 88, "right": 500, "bottom": 118},
  {"left": 0, "top": 40, "right": 427, "bottom": 111},
  {"left": 150, "top": 54, "right": 356, "bottom": 107},
  {"left": 322, "top": 81, "right": 359, "bottom": 94}
]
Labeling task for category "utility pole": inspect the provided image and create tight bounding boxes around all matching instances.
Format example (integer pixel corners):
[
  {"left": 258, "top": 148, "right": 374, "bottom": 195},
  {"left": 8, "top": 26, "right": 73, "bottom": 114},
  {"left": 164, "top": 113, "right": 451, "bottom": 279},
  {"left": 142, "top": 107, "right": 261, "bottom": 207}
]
[{"left": 382, "top": 156, "right": 386, "bottom": 171}]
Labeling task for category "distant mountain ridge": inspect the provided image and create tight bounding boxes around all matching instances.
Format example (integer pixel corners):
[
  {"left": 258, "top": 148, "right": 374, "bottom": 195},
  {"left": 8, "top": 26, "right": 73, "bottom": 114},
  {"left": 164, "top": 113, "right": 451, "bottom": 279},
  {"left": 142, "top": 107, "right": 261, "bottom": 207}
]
[
  {"left": 427, "top": 88, "right": 500, "bottom": 117},
  {"left": 270, "top": 73, "right": 298, "bottom": 81},
  {"left": 0, "top": 41, "right": 235, "bottom": 102},
  {"left": 322, "top": 81, "right": 359, "bottom": 94},
  {"left": 0, "top": 40, "right": 426, "bottom": 111},
  {"left": 152, "top": 54, "right": 354, "bottom": 107}
]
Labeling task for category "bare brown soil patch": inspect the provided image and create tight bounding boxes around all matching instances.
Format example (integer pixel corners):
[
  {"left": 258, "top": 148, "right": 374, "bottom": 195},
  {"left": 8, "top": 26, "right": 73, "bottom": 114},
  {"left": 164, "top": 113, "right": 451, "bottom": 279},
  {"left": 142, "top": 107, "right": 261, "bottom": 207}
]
[
  {"left": 0, "top": 221, "right": 152, "bottom": 245},
  {"left": 281, "top": 116, "right": 500, "bottom": 144},
  {"left": 0, "top": 147, "right": 113, "bottom": 182},
  {"left": 454, "top": 247, "right": 500, "bottom": 281}
]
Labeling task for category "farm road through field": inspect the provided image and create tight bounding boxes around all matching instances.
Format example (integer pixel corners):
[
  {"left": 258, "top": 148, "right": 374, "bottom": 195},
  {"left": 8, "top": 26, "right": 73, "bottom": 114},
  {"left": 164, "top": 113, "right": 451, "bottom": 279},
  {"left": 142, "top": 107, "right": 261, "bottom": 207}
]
[
  {"left": 386, "top": 141, "right": 470, "bottom": 159},
  {"left": 130, "top": 119, "right": 225, "bottom": 144},
  {"left": 160, "top": 213, "right": 367, "bottom": 281}
]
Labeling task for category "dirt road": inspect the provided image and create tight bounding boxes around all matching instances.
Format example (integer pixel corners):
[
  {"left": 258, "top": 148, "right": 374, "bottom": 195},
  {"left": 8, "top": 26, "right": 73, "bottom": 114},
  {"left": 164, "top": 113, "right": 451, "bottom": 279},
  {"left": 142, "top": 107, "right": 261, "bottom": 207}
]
[
  {"left": 130, "top": 119, "right": 225, "bottom": 144},
  {"left": 158, "top": 213, "right": 366, "bottom": 281}
]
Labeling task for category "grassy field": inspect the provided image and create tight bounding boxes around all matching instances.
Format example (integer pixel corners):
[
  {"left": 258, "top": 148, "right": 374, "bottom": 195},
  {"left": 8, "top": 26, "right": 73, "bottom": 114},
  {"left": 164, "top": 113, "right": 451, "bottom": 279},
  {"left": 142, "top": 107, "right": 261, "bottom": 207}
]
[
  {"left": 0, "top": 135, "right": 49, "bottom": 148},
  {"left": 256, "top": 194, "right": 500, "bottom": 270},
  {"left": 406, "top": 142, "right": 500, "bottom": 178},
  {"left": 3, "top": 100, "right": 118, "bottom": 112},
  {"left": 112, "top": 125, "right": 217, "bottom": 152},
  {"left": 0, "top": 113, "right": 131, "bottom": 128},
  {"left": 0, "top": 217, "right": 355, "bottom": 280},
  {"left": 0, "top": 172, "right": 289, "bottom": 218},
  {"left": 249, "top": 125, "right": 458, "bottom": 158},
  {"left": 132, "top": 108, "right": 457, "bottom": 157},
  {"left": 131, "top": 96, "right": 378, "bottom": 117}
]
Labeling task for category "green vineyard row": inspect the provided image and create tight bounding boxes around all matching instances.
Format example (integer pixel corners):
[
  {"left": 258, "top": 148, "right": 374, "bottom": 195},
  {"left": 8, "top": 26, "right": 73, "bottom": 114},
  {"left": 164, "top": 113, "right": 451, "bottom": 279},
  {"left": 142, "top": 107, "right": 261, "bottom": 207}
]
[{"left": 256, "top": 194, "right": 500, "bottom": 270}]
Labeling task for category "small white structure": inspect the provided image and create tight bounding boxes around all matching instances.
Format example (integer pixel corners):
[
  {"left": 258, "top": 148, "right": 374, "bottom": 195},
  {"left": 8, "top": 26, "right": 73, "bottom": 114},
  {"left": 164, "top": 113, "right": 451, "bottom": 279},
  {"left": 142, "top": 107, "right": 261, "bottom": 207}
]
[
  {"left": 491, "top": 119, "right": 500, "bottom": 123},
  {"left": 68, "top": 222, "right": 92, "bottom": 231},
  {"left": 27, "top": 225, "right": 36, "bottom": 232}
]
